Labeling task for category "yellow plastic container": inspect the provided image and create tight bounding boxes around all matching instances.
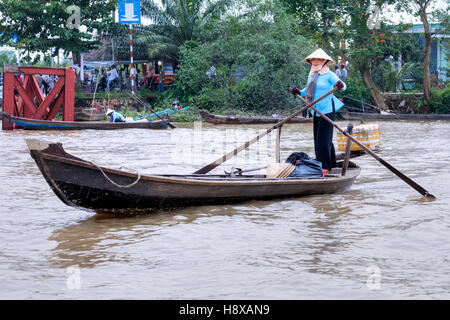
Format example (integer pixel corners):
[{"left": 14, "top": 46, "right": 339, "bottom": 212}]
[{"left": 336, "top": 124, "right": 381, "bottom": 152}]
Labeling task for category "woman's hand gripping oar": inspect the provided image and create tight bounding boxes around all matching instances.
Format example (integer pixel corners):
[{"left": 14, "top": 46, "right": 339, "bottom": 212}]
[
  {"left": 293, "top": 84, "right": 435, "bottom": 199},
  {"left": 193, "top": 87, "right": 338, "bottom": 175}
]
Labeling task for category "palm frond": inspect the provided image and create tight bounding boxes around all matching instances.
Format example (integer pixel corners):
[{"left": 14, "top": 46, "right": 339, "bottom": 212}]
[{"left": 126, "top": 0, "right": 233, "bottom": 63}]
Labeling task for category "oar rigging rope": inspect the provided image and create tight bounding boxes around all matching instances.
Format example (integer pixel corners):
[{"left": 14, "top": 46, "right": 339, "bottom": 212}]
[
  {"left": 91, "top": 50, "right": 106, "bottom": 108},
  {"left": 128, "top": 93, "right": 175, "bottom": 128},
  {"left": 129, "top": 92, "right": 148, "bottom": 108},
  {"left": 342, "top": 96, "right": 386, "bottom": 112}
]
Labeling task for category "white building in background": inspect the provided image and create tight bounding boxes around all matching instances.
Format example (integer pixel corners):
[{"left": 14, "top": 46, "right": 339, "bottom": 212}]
[{"left": 394, "top": 24, "right": 449, "bottom": 83}]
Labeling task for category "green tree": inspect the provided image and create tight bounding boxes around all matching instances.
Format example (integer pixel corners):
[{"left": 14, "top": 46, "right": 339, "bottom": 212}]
[
  {"left": 0, "top": 0, "right": 116, "bottom": 65},
  {"left": 396, "top": 0, "right": 446, "bottom": 106},
  {"left": 282, "top": 0, "right": 345, "bottom": 58},
  {"left": 175, "top": 0, "right": 315, "bottom": 113},
  {"left": 0, "top": 51, "right": 17, "bottom": 69},
  {"left": 281, "top": 0, "right": 407, "bottom": 110},
  {"left": 134, "top": 0, "right": 233, "bottom": 64}
]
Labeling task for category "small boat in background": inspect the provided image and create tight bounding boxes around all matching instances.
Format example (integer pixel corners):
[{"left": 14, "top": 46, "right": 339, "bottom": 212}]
[
  {"left": 2, "top": 112, "right": 169, "bottom": 130},
  {"left": 74, "top": 107, "right": 107, "bottom": 121},
  {"left": 340, "top": 110, "right": 450, "bottom": 121},
  {"left": 199, "top": 110, "right": 313, "bottom": 125}
]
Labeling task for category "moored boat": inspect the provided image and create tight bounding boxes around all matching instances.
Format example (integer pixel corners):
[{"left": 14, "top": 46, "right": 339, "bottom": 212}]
[
  {"left": 26, "top": 139, "right": 361, "bottom": 213},
  {"left": 340, "top": 110, "right": 450, "bottom": 121},
  {"left": 199, "top": 110, "right": 313, "bottom": 125},
  {"left": 2, "top": 112, "right": 169, "bottom": 130},
  {"left": 74, "top": 107, "right": 107, "bottom": 121}
]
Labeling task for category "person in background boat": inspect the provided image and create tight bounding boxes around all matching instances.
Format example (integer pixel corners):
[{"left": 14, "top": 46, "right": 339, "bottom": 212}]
[
  {"left": 290, "top": 48, "right": 346, "bottom": 172},
  {"left": 106, "top": 109, "right": 126, "bottom": 123},
  {"left": 106, "top": 65, "right": 119, "bottom": 92}
]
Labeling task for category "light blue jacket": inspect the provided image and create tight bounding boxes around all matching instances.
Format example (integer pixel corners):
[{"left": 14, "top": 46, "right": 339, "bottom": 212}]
[{"left": 300, "top": 71, "right": 346, "bottom": 116}]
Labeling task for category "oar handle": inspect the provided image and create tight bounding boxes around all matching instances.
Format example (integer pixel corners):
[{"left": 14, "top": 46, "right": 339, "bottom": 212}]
[
  {"left": 295, "top": 94, "right": 435, "bottom": 199},
  {"left": 193, "top": 88, "right": 338, "bottom": 175}
]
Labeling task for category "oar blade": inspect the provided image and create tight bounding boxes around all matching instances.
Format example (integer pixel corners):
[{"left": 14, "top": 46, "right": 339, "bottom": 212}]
[{"left": 296, "top": 94, "right": 436, "bottom": 199}]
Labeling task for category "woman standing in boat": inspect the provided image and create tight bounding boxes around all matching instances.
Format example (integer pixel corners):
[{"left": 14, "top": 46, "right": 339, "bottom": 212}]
[{"left": 291, "top": 48, "right": 346, "bottom": 171}]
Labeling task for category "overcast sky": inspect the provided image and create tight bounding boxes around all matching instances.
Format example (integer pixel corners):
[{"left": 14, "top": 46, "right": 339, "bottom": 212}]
[{"left": 381, "top": 1, "right": 449, "bottom": 24}]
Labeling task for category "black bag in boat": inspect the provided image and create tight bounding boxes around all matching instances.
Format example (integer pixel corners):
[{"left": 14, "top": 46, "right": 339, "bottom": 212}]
[{"left": 285, "top": 152, "right": 323, "bottom": 178}]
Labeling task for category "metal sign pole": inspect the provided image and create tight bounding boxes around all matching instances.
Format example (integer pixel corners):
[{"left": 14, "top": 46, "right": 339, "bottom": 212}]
[
  {"left": 118, "top": 0, "right": 140, "bottom": 94},
  {"left": 129, "top": 24, "right": 135, "bottom": 94}
]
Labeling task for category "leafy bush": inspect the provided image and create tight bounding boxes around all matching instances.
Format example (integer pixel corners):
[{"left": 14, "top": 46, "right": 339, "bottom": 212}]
[
  {"left": 371, "top": 60, "right": 423, "bottom": 93},
  {"left": 430, "top": 84, "right": 450, "bottom": 114},
  {"left": 335, "top": 78, "right": 371, "bottom": 111},
  {"left": 194, "top": 88, "right": 229, "bottom": 112},
  {"left": 173, "top": 2, "right": 314, "bottom": 115},
  {"left": 372, "top": 61, "right": 398, "bottom": 92}
]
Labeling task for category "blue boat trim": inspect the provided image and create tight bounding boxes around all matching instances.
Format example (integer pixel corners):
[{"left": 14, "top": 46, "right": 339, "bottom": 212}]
[{"left": 133, "top": 106, "right": 190, "bottom": 121}]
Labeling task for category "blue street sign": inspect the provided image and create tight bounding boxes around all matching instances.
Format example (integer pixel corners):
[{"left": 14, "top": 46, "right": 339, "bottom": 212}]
[
  {"left": 118, "top": 0, "right": 141, "bottom": 24},
  {"left": 0, "top": 33, "right": 17, "bottom": 43}
]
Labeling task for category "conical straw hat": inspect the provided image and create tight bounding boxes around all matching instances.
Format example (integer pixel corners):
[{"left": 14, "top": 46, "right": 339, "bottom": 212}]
[
  {"left": 304, "top": 48, "right": 336, "bottom": 66},
  {"left": 266, "top": 163, "right": 295, "bottom": 178}
]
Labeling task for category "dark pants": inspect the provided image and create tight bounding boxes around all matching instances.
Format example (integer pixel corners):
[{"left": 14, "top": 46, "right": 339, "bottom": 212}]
[{"left": 313, "top": 111, "right": 337, "bottom": 171}]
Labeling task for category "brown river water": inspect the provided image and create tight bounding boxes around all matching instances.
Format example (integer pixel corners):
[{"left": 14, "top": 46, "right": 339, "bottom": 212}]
[{"left": 0, "top": 119, "right": 449, "bottom": 299}]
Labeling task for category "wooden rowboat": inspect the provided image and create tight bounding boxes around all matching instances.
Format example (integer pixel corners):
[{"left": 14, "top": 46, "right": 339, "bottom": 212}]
[
  {"left": 340, "top": 111, "right": 450, "bottom": 121},
  {"left": 74, "top": 107, "right": 107, "bottom": 121},
  {"left": 26, "top": 139, "right": 361, "bottom": 213},
  {"left": 199, "top": 110, "right": 313, "bottom": 125},
  {"left": 3, "top": 112, "right": 169, "bottom": 130}
]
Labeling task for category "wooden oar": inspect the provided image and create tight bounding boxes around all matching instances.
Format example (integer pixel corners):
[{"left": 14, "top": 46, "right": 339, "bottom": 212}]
[
  {"left": 295, "top": 94, "right": 436, "bottom": 199},
  {"left": 193, "top": 87, "right": 338, "bottom": 174}
]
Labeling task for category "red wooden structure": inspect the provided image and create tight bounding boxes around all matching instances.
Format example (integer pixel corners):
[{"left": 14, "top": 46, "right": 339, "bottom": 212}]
[{"left": 2, "top": 66, "right": 75, "bottom": 130}]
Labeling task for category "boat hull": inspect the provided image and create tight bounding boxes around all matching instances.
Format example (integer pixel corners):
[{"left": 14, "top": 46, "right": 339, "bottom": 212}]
[
  {"left": 199, "top": 110, "right": 313, "bottom": 125},
  {"left": 74, "top": 108, "right": 107, "bottom": 121},
  {"left": 27, "top": 140, "right": 360, "bottom": 212},
  {"left": 340, "top": 111, "right": 450, "bottom": 121},
  {"left": 3, "top": 112, "right": 168, "bottom": 130}
]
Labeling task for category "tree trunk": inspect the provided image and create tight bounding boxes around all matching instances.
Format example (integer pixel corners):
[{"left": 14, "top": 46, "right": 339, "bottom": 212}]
[
  {"left": 72, "top": 52, "right": 82, "bottom": 92},
  {"left": 361, "top": 67, "right": 388, "bottom": 111},
  {"left": 419, "top": 9, "right": 432, "bottom": 107}
]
